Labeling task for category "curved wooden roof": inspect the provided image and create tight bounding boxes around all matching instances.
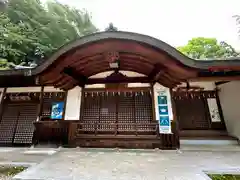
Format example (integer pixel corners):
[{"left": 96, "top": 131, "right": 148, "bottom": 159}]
[
  {"left": 1, "top": 31, "right": 240, "bottom": 89},
  {"left": 36, "top": 31, "right": 202, "bottom": 90}
]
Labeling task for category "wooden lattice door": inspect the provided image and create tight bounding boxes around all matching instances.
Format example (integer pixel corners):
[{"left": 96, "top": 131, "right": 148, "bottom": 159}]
[
  {"left": 13, "top": 103, "right": 38, "bottom": 144},
  {"left": 174, "top": 92, "right": 211, "bottom": 130},
  {"left": 0, "top": 102, "right": 38, "bottom": 144},
  {"left": 99, "top": 92, "right": 117, "bottom": 131},
  {"left": 81, "top": 89, "right": 153, "bottom": 132},
  {"left": 135, "top": 91, "right": 153, "bottom": 123},
  {"left": 117, "top": 92, "right": 135, "bottom": 131},
  {"left": 135, "top": 91, "right": 154, "bottom": 132},
  {"left": 81, "top": 92, "right": 101, "bottom": 131},
  {"left": 0, "top": 104, "right": 19, "bottom": 144}
]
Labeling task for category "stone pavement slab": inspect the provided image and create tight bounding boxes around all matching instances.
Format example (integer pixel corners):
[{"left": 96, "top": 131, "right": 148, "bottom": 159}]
[
  {"left": 13, "top": 148, "right": 240, "bottom": 180},
  {"left": 0, "top": 147, "right": 59, "bottom": 163}
]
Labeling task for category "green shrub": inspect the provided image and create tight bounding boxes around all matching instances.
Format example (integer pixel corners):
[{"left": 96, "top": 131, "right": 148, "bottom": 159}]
[
  {"left": 208, "top": 174, "right": 240, "bottom": 180},
  {"left": 0, "top": 166, "right": 26, "bottom": 176}
]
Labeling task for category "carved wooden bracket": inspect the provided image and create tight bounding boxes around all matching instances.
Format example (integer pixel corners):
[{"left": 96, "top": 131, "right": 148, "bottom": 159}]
[{"left": 63, "top": 67, "right": 87, "bottom": 87}]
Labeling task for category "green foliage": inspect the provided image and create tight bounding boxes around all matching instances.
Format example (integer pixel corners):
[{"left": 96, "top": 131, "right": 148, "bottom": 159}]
[
  {"left": 209, "top": 174, "right": 240, "bottom": 180},
  {"left": 0, "top": 0, "right": 97, "bottom": 65},
  {"left": 177, "top": 37, "right": 239, "bottom": 60},
  {"left": 0, "top": 58, "right": 11, "bottom": 70}
]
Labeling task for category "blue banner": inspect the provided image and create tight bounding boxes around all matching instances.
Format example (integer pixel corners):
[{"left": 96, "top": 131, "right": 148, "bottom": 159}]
[{"left": 51, "top": 102, "right": 64, "bottom": 119}]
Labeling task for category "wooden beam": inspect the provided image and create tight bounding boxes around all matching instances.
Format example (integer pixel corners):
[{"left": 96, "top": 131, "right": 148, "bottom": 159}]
[
  {"left": 87, "top": 76, "right": 150, "bottom": 84},
  {"left": 156, "top": 77, "right": 176, "bottom": 88},
  {"left": 63, "top": 67, "right": 87, "bottom": 87},
  {"left": 215, "top": 81, "right": 230, "bottom": 86},
  {"left": 162, "top": 72, "right": 182, "bottom": 84},
  {"left": 148, "top": 64, "right": 164, "bottom": 81},
  {"left": 57, "top": 79, "right": 77, "bottom": 90}
]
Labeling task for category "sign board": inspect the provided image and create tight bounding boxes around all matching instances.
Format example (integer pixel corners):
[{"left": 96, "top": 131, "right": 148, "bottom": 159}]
[
  {"left": 51, "top": 102, "right": 64, "bottom": 119},
  {"left": 207, "top": 98, "right": 221, "bottom": 122},
  {"left": 157, "top": 90, "right": 171, "bottom": 134}
]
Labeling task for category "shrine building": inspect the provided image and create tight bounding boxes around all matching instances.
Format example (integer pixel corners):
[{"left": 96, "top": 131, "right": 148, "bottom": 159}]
[{"left": 0, "top": 30, "right": 239, "bottom": 149}]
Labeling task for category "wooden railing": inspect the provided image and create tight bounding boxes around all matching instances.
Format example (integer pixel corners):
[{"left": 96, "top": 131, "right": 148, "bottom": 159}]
[
  {"left": 33, "top": 120, "right": 180, "bottom": 149},
  {"left": 75, "top": 122, "right": 158, "bottom": 135},
  {"left": 68, "top": 121, "right": 180, "bottom": 149}
]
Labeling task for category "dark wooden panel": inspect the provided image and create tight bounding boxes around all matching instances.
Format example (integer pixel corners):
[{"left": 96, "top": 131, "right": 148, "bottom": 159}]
[{"left": 173, "top": 91, "right": 212, "bottom": 130}]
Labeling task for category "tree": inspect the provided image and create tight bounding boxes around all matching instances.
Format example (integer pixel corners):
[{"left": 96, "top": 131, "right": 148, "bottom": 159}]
[
  {"left": 177, "top": 37, "right": 239, "bottom": 60},
  {"left": 0, "top": 0, "right": 97, "bottom": 66},
  {"left": 0, "top": 13, "right": 35, "bottom": 65}
]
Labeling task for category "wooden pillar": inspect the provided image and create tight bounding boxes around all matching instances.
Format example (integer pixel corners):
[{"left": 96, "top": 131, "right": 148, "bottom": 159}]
[
  {"left": 79, "top": 87, "right": 85, "bottom": 121},
  {"left": 0, "top": 88, "right": 7, "bottom": 123},
  {"left": 37, "top": 86, "right": 44, "bottom": 121},
  {"left": 62, "top": 91, "right": 68, "bottom": 120},
  {"left": 151, "top": 83, "right": 156, "bottom": 121},
  {"left": 170, "top": 89, "right": 177, "bottom": 122},
  {"left": 170, "top": 89, "right": 180, "bottom": 149}
]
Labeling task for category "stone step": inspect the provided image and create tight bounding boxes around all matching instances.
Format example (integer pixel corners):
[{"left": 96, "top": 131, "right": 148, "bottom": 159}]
[
  {"left": 180, "top": 143, "right": 240, "bottom": 151},
  {"left": 179, "top": 130, "right": 229, "bottom": 137},
  {"left": 180, "top": 139, "right": 239, "bottom": 146},
  {"left": 34, "top": 143, "right": 59, "bottom": 148}
]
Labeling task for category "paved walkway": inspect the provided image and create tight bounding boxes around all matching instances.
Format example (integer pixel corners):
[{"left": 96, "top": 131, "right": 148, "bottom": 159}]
[{"left": 11, "top": 147, "right": 240, "bottom": 180}]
